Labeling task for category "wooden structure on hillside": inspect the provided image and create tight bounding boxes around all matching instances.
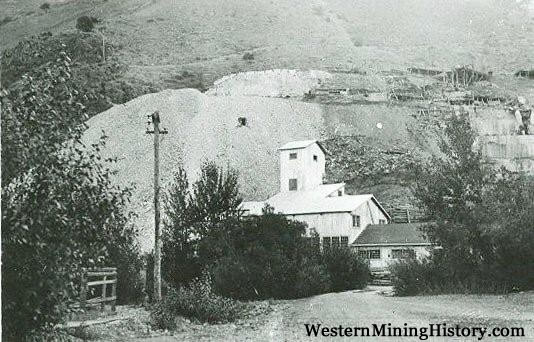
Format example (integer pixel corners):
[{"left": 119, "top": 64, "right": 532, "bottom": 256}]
[
  {"left": 408, "top": 67, "right": 443, "bottom": 76},
  {"left": 79, "top": 267, "right": 117, "bottom": 311},
  {"left": 439, "top": 66, "right": 491, "bottom": 87}
]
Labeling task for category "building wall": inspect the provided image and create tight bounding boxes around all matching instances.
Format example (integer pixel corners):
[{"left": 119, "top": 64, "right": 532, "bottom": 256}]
[
  {"left": 279, "top": 143, "right": 325, "bottom": 192},
  {"left": 286, "top": 199, "right": 388, "bottom": 244},
  {"left": 287, "top": 212, "right": 357, "bottom": 242},
  {"left": 354, "top": 245, "right": 431, "bottom": 270},
  {"left": 352, "top": 200, "right": 388, "bottom": 229}
]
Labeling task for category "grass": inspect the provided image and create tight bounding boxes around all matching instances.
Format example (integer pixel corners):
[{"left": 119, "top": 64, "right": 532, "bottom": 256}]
[{"left": 2, "top": 0, "right": 532, "bottom": 88}]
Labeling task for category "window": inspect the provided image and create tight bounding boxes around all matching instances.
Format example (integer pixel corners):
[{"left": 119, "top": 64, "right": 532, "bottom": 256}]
[
  {"left": 332, "top": 236, "right": 340, "bottom": 249},
  {"left": 322, "top": 237, "right": 331, "bottom": 249},
  {"left": 337, "top": 190, "right": 343, "bottom": 197},
  {"left": 379, "top": 219, "right": 386, "bottom": 224},
  {"left": 289, "top": 152, "right": 297, "bottom": 160},
  {"left": 313, "top": 155, "right": 318, "bottom": 161},
  {"left": 288, "top": 178, "right": 298, "bottom": 191},
  {"left": 369, "top": 249, "right": 381, "bottom": 259},
  {"left": 392, "top": 249, "right": 415, "bottom": 259},
  {"left": 340, "top": 236, "right": 349, "bottom": 247},
  {"left": 358, "top": 250, "right": 380, "bottom": 259},
  {"left": 352, "top": 215, "right": 361, "bottom": 227}
]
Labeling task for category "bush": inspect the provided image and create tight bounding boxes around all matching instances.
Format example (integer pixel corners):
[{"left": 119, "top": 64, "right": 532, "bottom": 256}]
[
  {"left": 390, "top": 258, "right": 442, "bottom": 296},
  {"left": 242, "top": 52, "right": 254, "bottom": 60},
  {"left": 113, "top": 243, "right": 145, "bottom": 304},
  {"left": 39, "top": 3, "right": 50, "bottom": 10},
  {"left": 322, "top": 247, "right": 370, "bottom": 292},
  {"left": 76, "top": 16, "right": 98, "bottom": 32},
  {"left": 211, "top": 256, "right": 257, "bottom": 300},
  {"left": 390, "top": 251, "right": 511, "bottom": 296},
  {"left": 294, "top": 262, "right": 332, "bottom": 298},
  {"left": 150, "top": 275, "right": 244, "bottom": 330}
]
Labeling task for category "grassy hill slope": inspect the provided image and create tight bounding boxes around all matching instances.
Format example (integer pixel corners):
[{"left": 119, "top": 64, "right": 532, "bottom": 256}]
[{"left": 3, "top": 0, "right": 533, "bottom": 87}]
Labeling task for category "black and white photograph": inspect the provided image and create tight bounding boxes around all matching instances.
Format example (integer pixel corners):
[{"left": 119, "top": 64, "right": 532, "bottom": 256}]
[{"left": 1, "top": 0, "right": 533, "bottom": 340}]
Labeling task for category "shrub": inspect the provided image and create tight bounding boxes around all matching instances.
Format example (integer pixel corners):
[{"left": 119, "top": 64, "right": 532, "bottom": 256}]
[
  {"left": 113, "top": 243, "right": 145, "bottom": 304},
  {"left": 242, "top": 52, "right": 254, "bottom": 60},
  {"left": 390, "top": 258, "right": 441, "bottom": 296},
  {"left": 150, "top": 275, "right": 244, "bottom": 330},
  {"left": 76, "top": 16, "right": 98, "bottom": 32},
  {"left": 294, "top": 262, "right": 332, "bottom": 298},
  {"left": 39, "top": 3, "right": 50, "bottom": 10},
  {"left": 211, "top": 256, "right": 257, "bottom": 300},
  {"left": 322, "top": 247, "right": 370, "bottom": 292}
]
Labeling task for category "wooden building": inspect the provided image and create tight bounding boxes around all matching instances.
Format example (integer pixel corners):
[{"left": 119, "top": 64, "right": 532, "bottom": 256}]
[
  {"left": 352, "top": 223, "right": 431, "bottom": 271},
  {"left": 241, "top": 140, "right": 390, "bottom": 246}
]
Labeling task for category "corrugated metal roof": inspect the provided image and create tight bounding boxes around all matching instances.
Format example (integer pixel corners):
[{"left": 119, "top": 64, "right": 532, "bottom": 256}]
[
  {"left": 352, "top": 223, "right": 431, "bottom": 246},
  {"left": 278, "top": 140, "right": 328, "bottom": 155}
]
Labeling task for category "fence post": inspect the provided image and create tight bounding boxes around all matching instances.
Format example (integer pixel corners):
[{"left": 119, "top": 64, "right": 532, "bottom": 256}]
[
  {"left": 111, "top": 271, "right": 117, "bottom": 312},
  {"left": 101, "top": 275, "right": 107, "bottom": 311},
  {"left": 80, "top": 271, "right": 87, "bottom": 310}
]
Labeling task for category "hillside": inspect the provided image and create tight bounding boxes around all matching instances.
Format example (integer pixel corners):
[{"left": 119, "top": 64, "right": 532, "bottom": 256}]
[{"left": 2, "top": 0, "right": 533, "bottom": 88}]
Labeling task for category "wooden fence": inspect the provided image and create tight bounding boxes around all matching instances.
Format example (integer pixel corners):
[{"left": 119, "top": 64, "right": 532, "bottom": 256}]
[{"left": 80, "top": 267, "right": 117, "bottom": 311}]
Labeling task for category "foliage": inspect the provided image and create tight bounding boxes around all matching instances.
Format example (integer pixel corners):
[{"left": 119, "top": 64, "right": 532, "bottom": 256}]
[
  {"left": 207, "top": 214, "right": 367, "bottom": 300},
  {"left": 39, "top": 3, "right": 50, "bottom": 11},
  {"left": 390, "top": 257, "right": 445, "bottom": 296},
  {"left": 293, "top": 260, "right": 332, "bottom": 298},
  {"left": 76, "top": 16, "right": 98, "bottom": 32},
  {"left": 1, "top": 50, "right": 139, "bottom": 340},
  {"left": 188, "top": 161, "right": 242, "bottom": 227},
  {"left": 394, "top": 113, "right": 534, "bottom": 296},
  {"left": 162, "top": 163, "right": 242, "bottom": 288},
  {"left": 205, "top": 209, "right": 323, "bottom": 300},
  {"left": 1, "top": 32, "right": 160, "bottom": 117},
  {"left": 242, "top": 52, "right": 254, "bottom": 60},
  {"left": 322, "top": 247, "right": 370, "bottom": 292},
  {"left": 150, "top": 275, "right": 244, "bottom": 329}
]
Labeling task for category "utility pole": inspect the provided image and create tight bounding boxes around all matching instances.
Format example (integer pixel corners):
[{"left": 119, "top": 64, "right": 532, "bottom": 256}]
[{"left": 146, "top": 111, "right": 168, "bottom": 301}]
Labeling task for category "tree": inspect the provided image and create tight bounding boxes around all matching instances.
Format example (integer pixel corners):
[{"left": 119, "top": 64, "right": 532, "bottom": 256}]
[
  {"left": 162, "top": 167, "right": 201, "bottom": 288},
  {"left": 412, "top": 112, "right": 534, "bottom": 292},
  {"left": 162, "top": 162, "right": 242, "bottom": 288},
  {"left": 1, "top": 50, "right": 140, "bottom": 339},
  {"left": 188, "top": 161, "right": 242, "bottom": 233}
]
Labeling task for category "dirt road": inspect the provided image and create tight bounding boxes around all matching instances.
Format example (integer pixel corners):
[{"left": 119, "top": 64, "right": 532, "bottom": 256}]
[{"left": 139, "top": 287, "right": 534, "bottom": 341}]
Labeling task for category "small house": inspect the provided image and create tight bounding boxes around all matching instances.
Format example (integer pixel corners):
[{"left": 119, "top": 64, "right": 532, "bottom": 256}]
[{"left": 352, "top": 223, "right": 431, "bottom": 271}]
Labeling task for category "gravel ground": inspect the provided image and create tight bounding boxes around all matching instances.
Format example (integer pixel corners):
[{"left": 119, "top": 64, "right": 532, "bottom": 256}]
[{"left": 131, "top": 287, "right": 534, "bottom": 342}]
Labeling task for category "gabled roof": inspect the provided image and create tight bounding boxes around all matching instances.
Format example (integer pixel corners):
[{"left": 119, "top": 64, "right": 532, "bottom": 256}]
[
  {"left": 352, "top": 223, "right": 431, "bottom": 246},
  {"left": 265, "top": 184, "right": 389, "bottom": 218},
  {"left": 278, "top": 140, "right": 328, "bottom": 155}
]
